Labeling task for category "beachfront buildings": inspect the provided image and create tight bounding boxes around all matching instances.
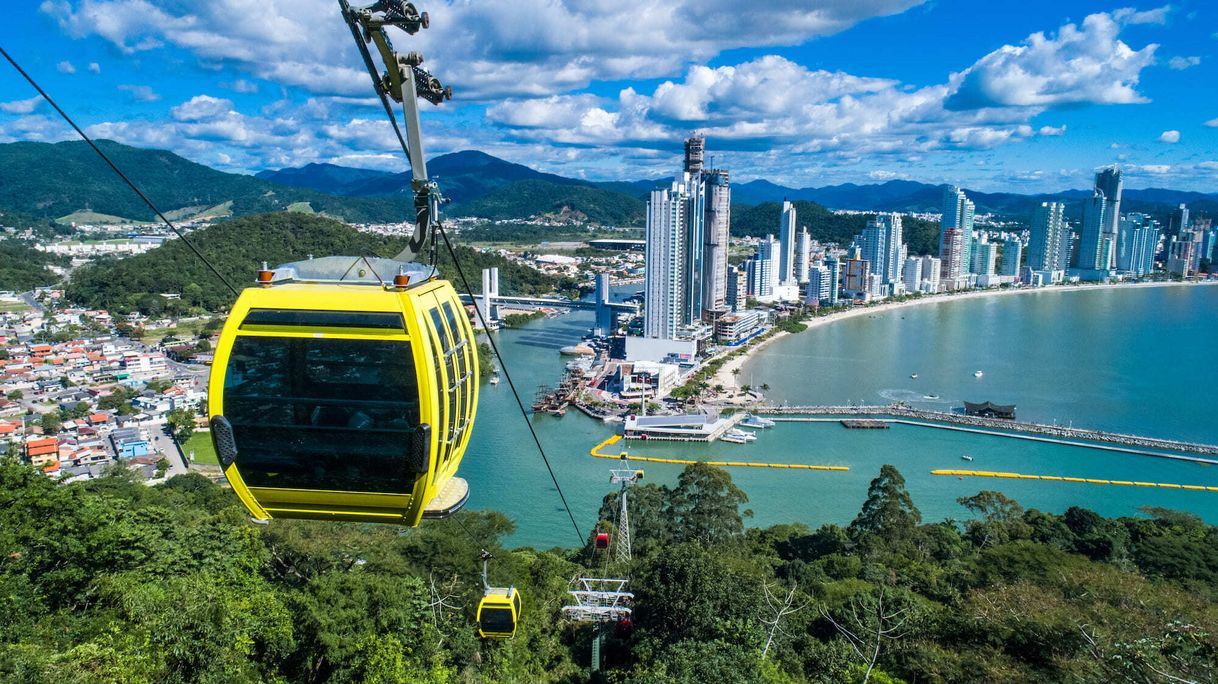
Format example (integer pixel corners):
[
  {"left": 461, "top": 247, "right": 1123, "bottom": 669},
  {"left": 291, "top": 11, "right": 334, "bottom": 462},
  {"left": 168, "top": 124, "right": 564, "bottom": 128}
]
[
  {"left": 794, "top": 227, "right": 812, "bottom": 285},
  {"left": 642, "top": 135, "right": 732, "bottom": 342},
  {"left": 938, "top": 186, "right": 976, "bottom": 289},
  {"left": 1028, "top": 201, "right": 1066, "bottom": 281},
  {"left": 779, "top": 200, "right": 797, "bottom": 285},
  {"left": 857, "top": 213, "right": 905, "bottom": 296},
  {"left": 1075, "top": 167, "right": 1124, "bottom": 279},
  {"left": 1000, "top": 238, "right": 1022, "bottom": 277},
  {"left": 1117, "top": 213, "right": 1161, "bottom": 277}
]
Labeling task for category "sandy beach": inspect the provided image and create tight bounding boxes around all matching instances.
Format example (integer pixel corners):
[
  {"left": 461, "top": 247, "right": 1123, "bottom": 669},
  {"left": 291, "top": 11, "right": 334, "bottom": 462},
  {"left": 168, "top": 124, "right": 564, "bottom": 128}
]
[{"left": 709, "top": 279, "right": 1217, "bottom": 394}]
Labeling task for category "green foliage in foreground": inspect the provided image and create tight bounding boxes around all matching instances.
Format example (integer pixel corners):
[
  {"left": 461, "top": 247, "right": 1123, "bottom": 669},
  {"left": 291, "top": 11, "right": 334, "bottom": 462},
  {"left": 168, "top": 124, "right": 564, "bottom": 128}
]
[
  {"left": 454, "top": 179, "right": 645, "bottom": 226},
  {"left": 2, "top": 459, "right": 1217, "bottom": 683},
  {"left": 64, "top": 213, "right": 561, "bottom": 314}
]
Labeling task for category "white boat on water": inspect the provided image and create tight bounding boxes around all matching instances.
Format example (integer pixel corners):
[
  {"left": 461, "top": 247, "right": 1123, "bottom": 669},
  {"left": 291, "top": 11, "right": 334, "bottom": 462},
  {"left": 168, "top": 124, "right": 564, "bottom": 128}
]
[
  {"left": 740, "top": 414, "right": 775, "bottom": 429},
  {"left": 973, "top": 370, "right": 984, "bottom": 378},
  {"left": 489, "top": 370, "right": 500, "bottom": 385},
  {"left": 910, "top": 373, "right": 918, "bottom": 379},
  {"left": 720, "top": 432, "right": 749, "bottom": 444},
  {"left": 725, "top": 428, "right": 757, "bottom": 442},
  {"left": 961, "top": 454, "right": 974, "bottom": 461}
]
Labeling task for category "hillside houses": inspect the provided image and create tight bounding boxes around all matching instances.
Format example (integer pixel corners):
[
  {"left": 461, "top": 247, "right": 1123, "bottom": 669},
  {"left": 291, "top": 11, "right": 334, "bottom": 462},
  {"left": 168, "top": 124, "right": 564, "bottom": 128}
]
[{"left": 2, "top": 305, "right": 204, "bottom": 480}]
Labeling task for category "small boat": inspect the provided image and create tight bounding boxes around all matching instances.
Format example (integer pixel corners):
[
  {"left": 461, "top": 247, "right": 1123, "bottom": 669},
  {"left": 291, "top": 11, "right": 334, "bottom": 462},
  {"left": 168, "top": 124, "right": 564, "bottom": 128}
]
[
  {"left": 961, "top": 454, "right": 974, "bottom": 461},
  {"left": 910, "top": 373, "right": 918, "bottom": 379},
  {"left": 973, "top": 370, "right": 984, "bottom": 378},
  {"left": 924, "top": 394, "right": 939, "bottom": 400},
  {"left": 726, "top": 428, "right": 756, "bottom": 442},
  {"left": 720, "top": 433, "right": 748, "bottom": 444},
  {"left": 740, "top": 414, "right": 775, "bottom": 429},
  {"left": 489, "top": 371, "right": 500, "bottom": 385}
]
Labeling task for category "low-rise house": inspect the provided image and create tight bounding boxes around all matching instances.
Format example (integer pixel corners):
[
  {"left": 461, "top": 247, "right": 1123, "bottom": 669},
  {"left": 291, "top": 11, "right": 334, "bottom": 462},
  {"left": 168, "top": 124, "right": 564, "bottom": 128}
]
[
  {"left": 109, "top": 427, "right": 149, "bottom": 459},
  {"left": 26, "top": 436, "right": 59, "bottom": 468}
]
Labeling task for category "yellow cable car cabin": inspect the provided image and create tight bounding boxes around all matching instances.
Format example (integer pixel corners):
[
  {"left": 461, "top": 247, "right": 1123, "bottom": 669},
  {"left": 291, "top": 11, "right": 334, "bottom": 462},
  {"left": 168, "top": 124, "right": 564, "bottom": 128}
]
[
  {"left": 208, "top": 257, "right": 478, "bottom": 526},
  {"left": 477, "top": 587, "right": 522, "bottom": 639}
]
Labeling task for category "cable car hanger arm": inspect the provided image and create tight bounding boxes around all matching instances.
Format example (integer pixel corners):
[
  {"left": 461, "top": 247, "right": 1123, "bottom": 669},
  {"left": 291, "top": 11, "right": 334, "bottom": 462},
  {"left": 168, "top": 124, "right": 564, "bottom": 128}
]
[{"left": 339, "top": 0, "right": 451, "bottom": 262}]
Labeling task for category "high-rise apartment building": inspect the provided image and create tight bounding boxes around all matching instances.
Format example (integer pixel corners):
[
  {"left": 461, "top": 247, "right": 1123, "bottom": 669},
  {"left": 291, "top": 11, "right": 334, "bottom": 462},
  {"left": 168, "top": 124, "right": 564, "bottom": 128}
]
[
  {"left": 726, "top": 264, "right": 747, "bottom": 312},
  {"left": 1095, "top": 166, "right": 1123, "bottom": 257},
  {"left": 643, "top": 180, "right": 688, "bottom": 339},
  {"left": 972, "top": 236, "right": 999, "bottom": 276},
  {"left": 643, "top": 135, "right": 732, "bottom": 340},
  {"left": 1028, "top": 202, "right": 1065, "bottom": 272},
  {"left": 902, "top": 257, "right": 922, "bottom": 293},
  {"left": 794, "top": 227, "right": 811, "bottom": 284},
  {"left": 939, "top": 186, "right": 975, "bottom": 283},
  {"left": 919, "top": 256, "right": 942, "bottom": 293},
  {"left": 859, "top": 213, "right": 904, "bottom": 290},
  {"left": 701, "top": 169, "right": 730, "bottom": 317},
  {"left": 779, "top": 201, "right": 797, "bottom": 285},
  {"left": 806, "top": 263, "right": 832, "bottom": 305},
  {"left": 1118, "top": 214, "right": 1161, "bottom": 277},
  {"left": 1000, "top": 237, "right": 1022, "bottom": 276},
  {"left": 1077, "top": 190, "right": 1108, "bottom": 271}
]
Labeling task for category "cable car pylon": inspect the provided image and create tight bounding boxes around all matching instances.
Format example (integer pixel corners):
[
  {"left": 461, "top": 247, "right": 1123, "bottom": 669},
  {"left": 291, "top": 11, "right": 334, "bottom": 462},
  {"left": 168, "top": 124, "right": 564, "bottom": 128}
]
[
  {"left": 563, "top": 451, "right": 641, "bottom": 671},
  {"left": 609, "top": 451, "right": 644, "bottom": 564}
]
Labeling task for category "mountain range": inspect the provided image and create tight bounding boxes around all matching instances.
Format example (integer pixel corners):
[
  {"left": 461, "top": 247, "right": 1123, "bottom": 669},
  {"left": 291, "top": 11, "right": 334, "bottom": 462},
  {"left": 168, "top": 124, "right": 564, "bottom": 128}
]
[{"left": 2, "top": 140, "right": 1215, "bottom": 230}]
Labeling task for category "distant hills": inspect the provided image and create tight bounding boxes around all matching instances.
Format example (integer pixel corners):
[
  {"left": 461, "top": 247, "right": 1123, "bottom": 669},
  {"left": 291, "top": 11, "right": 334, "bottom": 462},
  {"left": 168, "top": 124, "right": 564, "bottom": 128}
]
[{"left": 3, "top": 140, "right": 1214, "bottom": 235}]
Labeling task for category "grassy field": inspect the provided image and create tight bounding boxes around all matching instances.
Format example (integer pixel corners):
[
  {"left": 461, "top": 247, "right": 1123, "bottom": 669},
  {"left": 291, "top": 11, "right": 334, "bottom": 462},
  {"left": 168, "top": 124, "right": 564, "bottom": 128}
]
[
  {"left": 140, "top": 319, "right": 213, "bottom": 344},
  {"left": 0, "top": 302, "right": 32, "bottom": 312},
  {"left": 182, "top": 431, "right": 218, "bottom": 465}
]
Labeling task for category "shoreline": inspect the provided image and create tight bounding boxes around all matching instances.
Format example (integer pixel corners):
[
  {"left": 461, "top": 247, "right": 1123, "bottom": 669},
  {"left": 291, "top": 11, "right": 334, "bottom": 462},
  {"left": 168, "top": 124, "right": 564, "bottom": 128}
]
[{"left": 711, "top": 280, "right": 1217, "bottom": 394}]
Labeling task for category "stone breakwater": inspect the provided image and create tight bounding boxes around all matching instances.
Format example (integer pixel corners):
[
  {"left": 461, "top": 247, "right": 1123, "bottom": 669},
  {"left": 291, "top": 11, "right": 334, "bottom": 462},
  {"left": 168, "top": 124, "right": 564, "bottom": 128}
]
[{"left": 755, "top": 404, "right": 1218, "bottom": 460}]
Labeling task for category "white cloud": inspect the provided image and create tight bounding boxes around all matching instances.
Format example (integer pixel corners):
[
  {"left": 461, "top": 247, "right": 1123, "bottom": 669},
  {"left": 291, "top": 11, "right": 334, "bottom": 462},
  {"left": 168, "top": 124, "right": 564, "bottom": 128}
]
[
  {"left": 1038, "top": 124, "right": 1066, "bottom": 136},
  {"left": 1167, "top": 56, "right": 1201, "bottom": 70},
  {"left": 117, "top": 84, "right": 160, "bottom": 102},
  {"left": 1204, "top": 117, "right": 1218, "bottom": 128},
  {"left": 1112, "top": 6, "right": 1171, "bottom": 25},
  {"left": 867, "top": 169, "right": 899, "bottom": 180},
  {"left": 1199, "top": 161, "right": 1218, "bottom": 171},
  {"left": 40, "top": 0, "right": 929, "bottom": 99},
  {"left": 1159, "top": 129, "right": 1180, "bottom": 143},
  {"left": 223, "top": 78, "right": 258, "bottom": 94},
  {"left": 0, "top": 97, "right": 43, "bottom": 115},
  {"left": 171, "top": 94, "right": 233, "bottom": 121},
  {"left": 87, "top": 62, "right": 101, "bottom": 73},
  {"left": 56, "top": 60, "right": 76, "bottom": 74},
  {"left": 945, "top": 10, "right": 1157, "bottom": 110}
]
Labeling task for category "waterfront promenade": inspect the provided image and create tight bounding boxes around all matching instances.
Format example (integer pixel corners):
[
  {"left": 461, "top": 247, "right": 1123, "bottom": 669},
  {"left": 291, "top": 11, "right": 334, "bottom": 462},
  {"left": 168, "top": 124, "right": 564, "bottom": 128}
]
[{"left": 755, "top": 404, "right": 1218, "bottom": 463}]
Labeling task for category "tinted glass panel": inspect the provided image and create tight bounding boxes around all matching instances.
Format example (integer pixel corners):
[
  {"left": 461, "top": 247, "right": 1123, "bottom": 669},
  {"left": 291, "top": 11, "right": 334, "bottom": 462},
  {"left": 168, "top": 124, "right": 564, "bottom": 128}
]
[
  {"left": 424, "top": 308, "right": 449, "bottom": 469},
  {"left": 222, "top": 335, "right": 420, "bottom": 493},
  {"left": 241, "top": 309, "right": 405, "bottom": 330},
  {"left": 442, "top": 301, "right": 471, "bottom": 442},
  {"left": 480, "top": 606, "right": 515, "bottom": 634}
]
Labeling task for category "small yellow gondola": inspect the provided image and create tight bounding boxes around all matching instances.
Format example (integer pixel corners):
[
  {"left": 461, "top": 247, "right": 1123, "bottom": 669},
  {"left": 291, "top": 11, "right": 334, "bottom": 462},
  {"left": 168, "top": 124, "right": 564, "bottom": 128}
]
[
  {"left": 476, "top": 587, "right": 522, "bottom": 640},
  {"left": 208, "top": 257, "right": 478, "bottom": 526}
]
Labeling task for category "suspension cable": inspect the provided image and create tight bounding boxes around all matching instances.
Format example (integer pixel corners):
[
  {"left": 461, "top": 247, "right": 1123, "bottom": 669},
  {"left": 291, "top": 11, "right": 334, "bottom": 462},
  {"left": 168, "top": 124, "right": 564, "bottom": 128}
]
[
  {"left": 0, "top": 47, "right": 240, "bottom": 298},
  {"left": 436, "top": 223, "right": 585, "bottom": 545}
]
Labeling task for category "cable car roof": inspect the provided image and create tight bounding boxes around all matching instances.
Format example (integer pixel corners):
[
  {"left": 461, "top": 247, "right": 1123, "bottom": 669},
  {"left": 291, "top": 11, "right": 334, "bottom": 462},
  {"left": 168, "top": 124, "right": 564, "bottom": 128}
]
[{"left": 264, "top": 256, "right": 436, "bottom": 287}]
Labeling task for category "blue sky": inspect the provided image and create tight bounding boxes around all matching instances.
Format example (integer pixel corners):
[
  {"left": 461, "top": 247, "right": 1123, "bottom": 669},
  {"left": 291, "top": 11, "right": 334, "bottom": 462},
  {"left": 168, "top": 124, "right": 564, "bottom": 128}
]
[{"left": 2, "top": 1, "right": 1217, "bottom": 192}]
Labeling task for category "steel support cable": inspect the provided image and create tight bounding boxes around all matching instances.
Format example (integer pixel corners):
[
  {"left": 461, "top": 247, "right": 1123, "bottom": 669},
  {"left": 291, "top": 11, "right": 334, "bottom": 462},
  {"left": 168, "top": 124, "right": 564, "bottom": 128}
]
[
  {"left": 0, "top": 47, "right": 240, "bottom": 298},
  {"left": 436, "top": 223, "right": 585, "bottom": 545}
]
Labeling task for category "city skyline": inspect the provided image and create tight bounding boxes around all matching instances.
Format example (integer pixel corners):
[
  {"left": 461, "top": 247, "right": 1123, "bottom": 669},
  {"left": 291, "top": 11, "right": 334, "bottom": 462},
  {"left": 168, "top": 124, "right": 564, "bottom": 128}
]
[{"left": 1, "top": 3, "right": 1217, "bottom": 192}]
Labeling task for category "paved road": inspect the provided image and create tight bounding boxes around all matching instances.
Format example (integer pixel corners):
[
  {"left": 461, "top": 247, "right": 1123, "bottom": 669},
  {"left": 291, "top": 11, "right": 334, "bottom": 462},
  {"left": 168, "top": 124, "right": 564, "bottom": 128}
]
[{"left": 146, "top": 420, "right": 191, "bottom": 478}]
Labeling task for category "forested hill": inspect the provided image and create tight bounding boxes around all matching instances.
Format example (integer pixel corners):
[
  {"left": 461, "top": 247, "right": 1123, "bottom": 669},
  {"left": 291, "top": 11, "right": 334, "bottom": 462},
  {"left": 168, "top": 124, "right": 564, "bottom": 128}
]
[
  {"left": 731, "top": 200, "right": 942, "bottom": 255},
  {"left": 1, "top": 460, "right": 1215, "bottom": 681},
  {"left": 0, "top": 140, "right": 406, "bottom": 224},
  {"left": 65, "top": 213, "right": 564, "bottom": 314}
]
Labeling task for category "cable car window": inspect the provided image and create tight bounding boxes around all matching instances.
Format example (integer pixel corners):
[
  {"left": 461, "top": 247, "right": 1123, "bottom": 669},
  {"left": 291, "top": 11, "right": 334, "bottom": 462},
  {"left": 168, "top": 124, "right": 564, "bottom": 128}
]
[
  {"left": 442, "top": 301, "right": 472, "bottom": 443},
  {"left": 240, "top": 309, "right": 405, "bottom": 330},
  {"left": 480, "top": 606, "right": 515, "bottom": 635},
  {"left": 429, "top": 307, "right": 460, "bottom": 459},
  {"left": 222, "top": 335, "right": 421, "bottom": 493},
  {"left": 424, "top": 307, "right": 450, "bottom": 469},
  {"left": 512, "top": 591, "right": 521, "bottom": 614}
]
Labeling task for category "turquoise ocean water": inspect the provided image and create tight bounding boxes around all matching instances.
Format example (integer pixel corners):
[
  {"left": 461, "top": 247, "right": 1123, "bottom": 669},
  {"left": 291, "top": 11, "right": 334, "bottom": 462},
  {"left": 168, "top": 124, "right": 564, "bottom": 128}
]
[{"left": 461, "top": 284, "right": 1218, "bottom": 548}]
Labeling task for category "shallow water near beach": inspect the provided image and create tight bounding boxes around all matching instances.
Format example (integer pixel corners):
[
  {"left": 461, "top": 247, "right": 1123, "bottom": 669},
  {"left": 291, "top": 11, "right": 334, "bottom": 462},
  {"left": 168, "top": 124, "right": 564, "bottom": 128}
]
[{"left": 460, "top": 284, "right": 1218, "bottom": 548}]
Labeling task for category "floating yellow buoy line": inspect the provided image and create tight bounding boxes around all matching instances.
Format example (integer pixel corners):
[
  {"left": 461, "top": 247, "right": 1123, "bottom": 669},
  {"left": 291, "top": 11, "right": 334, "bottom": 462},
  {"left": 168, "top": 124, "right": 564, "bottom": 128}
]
[
  {"left": 934, "top": 469, "right": 1218, "bottom": 491},
  {"left": 590, "top": 436, "right": 848, "bottom": 471}
]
